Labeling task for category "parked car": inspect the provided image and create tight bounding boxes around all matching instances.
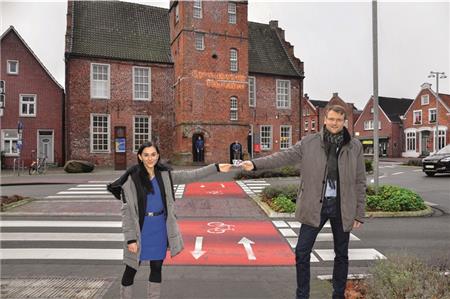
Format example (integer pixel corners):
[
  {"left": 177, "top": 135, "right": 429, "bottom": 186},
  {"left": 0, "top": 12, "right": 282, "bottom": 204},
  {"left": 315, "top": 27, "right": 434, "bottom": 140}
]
[{"left": 422, "top": 144, "right": 450, "bottom": 176}]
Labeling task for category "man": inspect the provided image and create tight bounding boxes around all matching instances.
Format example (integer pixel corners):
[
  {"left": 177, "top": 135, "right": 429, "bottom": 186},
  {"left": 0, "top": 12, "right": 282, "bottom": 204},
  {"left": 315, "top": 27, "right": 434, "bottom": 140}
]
[
  {"left": 241, "top": 105, "right": 366, "bottom": 299},
  {"left": 195, "top": 136, "right": 204, "bottom": 162},
  {"left": 231, "top": 141, "right": 242, "bottom": 161}
]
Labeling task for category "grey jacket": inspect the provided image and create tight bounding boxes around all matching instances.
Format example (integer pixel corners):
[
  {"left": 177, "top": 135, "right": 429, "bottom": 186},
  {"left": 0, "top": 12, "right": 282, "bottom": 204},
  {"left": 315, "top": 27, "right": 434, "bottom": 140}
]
[
  {"left": 119, "top": 164, "right": 218, "bottom": 270},
  {"left": 253, "top": 128, "right": 366, "bottom": 232}
]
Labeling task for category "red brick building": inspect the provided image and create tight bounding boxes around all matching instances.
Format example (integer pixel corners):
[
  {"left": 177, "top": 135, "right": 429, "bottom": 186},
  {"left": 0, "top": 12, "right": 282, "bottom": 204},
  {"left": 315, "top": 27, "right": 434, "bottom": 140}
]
[
  {"left": 1, "top": 26, "right": 64, "bottom": 168},
  {"left": 402, "top": 83, "right": 450, "bottom": 157},
  {"left": 65, "top": 1, "right": 303, "bottom": 167},
  {"left": 302, "top": 93, "right": 359, "bottom": 137},
  {"left": 354, "top": 96, "right": 412, "bottom": 157}
]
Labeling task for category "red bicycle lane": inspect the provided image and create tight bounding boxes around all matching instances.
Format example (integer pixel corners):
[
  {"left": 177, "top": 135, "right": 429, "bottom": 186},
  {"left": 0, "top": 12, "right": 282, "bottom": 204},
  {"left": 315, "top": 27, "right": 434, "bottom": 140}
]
[{"left": 168, "top": 181, "right": 295, "bottom": 266}]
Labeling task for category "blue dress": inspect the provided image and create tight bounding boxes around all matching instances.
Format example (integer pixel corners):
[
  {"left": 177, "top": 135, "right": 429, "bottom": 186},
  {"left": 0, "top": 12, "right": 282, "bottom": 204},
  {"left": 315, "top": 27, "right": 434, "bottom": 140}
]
[{"left": 140, "top": 177, "right": 168, "bottom": 261}]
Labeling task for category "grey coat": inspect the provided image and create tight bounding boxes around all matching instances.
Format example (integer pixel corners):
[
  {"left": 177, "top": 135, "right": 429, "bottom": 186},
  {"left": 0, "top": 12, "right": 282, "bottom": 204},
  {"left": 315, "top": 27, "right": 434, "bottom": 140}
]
[
  {"left": 120, "top": 164, "right": 218, "bottom": 270},
  {"left": 253, "top": 128, "right": 366, "bottom": 232}
]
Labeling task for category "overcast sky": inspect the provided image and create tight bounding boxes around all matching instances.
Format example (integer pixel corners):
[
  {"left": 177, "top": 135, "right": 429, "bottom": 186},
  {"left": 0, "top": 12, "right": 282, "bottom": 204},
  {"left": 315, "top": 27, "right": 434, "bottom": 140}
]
[{"left": 1, "top": 0, "right": 449, "bottom": 109}]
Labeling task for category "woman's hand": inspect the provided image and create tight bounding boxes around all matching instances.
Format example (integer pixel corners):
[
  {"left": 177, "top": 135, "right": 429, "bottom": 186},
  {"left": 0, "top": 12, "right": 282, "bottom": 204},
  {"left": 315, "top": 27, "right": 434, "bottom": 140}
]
[
  {"left": 218, "top": 163, "right": 233, "bottom": 172},
  {"left": 240, "top": 161, "right": 254, "bottom": 171},
  {"left": 127, "top": 242, "right": 138, "bottom": 253}
]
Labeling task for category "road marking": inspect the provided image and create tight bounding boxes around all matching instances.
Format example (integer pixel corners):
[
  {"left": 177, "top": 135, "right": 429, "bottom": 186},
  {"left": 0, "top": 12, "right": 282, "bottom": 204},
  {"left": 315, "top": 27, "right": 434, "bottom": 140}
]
[
  {"left": 190, "top": 236, "right": 206, "bottom": 260},
  {"left": 46, "top": 195, "right": 115, "bottom": 199},
  {"left": 57, "top": 191, "right": 110, "bottom": 194},
  {"left": 238, "top": 237, "right": 256, "bottom": 260},
  {"left": 68, "top": 187, "right": 107, "bottom": 190},
  {"left": 77, "top": 184, "right": 107, "bottom": 187},
  {"left": 0, "top": 220, "right": 122, "bottom": 228},
  {"left": 315, "top": 248, "right": 386, "bottom": 261},
  {"left": 279, "top": 228, "right": 297, "bottom": 237},
  {"left": 424, "top": 201, "right": 439, "bottom": 206},
  {"left": 413, "top": 169, "right": 422, "bottom": 172},
  {"left": 391, "top": 172, "right": 404, "bottom": 176},
  {"left": 287, "top": 221, "right": 301, "bottom": 228},
  {"left": 88, "top": 181, "right": 112, "bottom": 183},
  {"left": 272, "top": 220, "right": 289, "bottom": 228},
  {"left": 0, "top": 232, "right": 123, "bottom": 242},
  {"left": 0, "top": 248, "right": 123, "bottom": 260}
]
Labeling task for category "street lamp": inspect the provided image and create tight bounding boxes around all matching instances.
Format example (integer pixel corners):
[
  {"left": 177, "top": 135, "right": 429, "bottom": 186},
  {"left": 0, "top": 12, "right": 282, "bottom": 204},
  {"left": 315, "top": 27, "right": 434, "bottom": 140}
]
[{"left": 428, "top": 71, "right": 447, "bottom": 152}]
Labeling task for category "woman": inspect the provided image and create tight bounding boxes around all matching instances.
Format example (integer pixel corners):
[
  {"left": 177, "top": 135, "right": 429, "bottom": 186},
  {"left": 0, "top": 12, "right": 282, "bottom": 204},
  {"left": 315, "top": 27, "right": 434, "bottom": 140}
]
[{"left": 107, "top": 142, "right": 231, "bottom": 299}]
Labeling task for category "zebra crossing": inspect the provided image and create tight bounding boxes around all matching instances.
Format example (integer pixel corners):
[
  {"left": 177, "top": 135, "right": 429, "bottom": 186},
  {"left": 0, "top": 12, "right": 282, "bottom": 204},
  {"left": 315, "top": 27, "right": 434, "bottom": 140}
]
[
  {"left": 272, "top": 220, "right": 386, "bottom": 263},
  {"left": 236, "top": 180, "right": 271, "bottom": 198},
  {"left": 45, "top": 181, "right": 186, "bottom": 200}
]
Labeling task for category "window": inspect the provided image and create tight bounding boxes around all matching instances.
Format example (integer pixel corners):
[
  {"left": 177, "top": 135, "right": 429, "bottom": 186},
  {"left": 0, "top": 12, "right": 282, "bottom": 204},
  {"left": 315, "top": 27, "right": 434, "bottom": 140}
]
[
  {"left": 230, "top": 97, "right": 238, "bottom": 120},
  {"left": 311, "top": 119, "right": 316, "bottom": 130},
  {"left": 133, "top": 67, "right": 151, "bottom": 100},
  {"left": 230, "top": 49, "right": 238, "bottom": 72},
  {"left": 7, "top": 60, "right": 19, "bottom": 74},
  {"left": 175, "top": 4, "right": 179, "bottom": 23},
  {"left": 413, "top": 110, "right": 422, "bottom": 125},
  {"left": 134, "top": 116, "right": 151, "bottom": 151},
  {"left": 421, "top": 94, "right": 429, "bottom": 105},
  {"left": 406, "top": 132, "right": 416, "bottom": 151},
  {"left": 19, "top": 94, "right": 36, "bottom": 117},
  {"left": 248, "top": 76, "right": 256, "bottom": 107},
  {"left": 429, "top": 108, "right": 436, "bottom": 123},
  {"left": 0, "top": 94, "right": 5, "bottom": 109},
  {"left": 370, "top": 107, "right": 374, "bottom": 114},
  {"left": 304, "top": 120, "right": 309, "bottom": 131},
  {"left": 364, "top": 120, "right": 381, "bottom": 130},
  {"left": 193, "top": 0, "right": 202, "bottom": 19},
  {"left": 91, "top": 63, "right": 110, "bottom": 99},
  {"left": 195, "top": 33, "right": 204, "bottom": 50},
  {"left": 228, "top": 2, "right": 237, "bottom": 24},
  {"left": 280, "top": 126, "right": 292, "bottom": 150},
  {"left": 1, "top": 129, "right": 19, "bottom": 156},
  {"left": 260, "top": 125, "right": 272, "bottom": 150},
  {"left": 276, "top": 80, "right": 291, "bottom": 108},
  {"left": 90, "top": 114, "right": 110, "bottom": 152},
  {"left": 438, "top": 130, "right": 446, "bottom": 150}
]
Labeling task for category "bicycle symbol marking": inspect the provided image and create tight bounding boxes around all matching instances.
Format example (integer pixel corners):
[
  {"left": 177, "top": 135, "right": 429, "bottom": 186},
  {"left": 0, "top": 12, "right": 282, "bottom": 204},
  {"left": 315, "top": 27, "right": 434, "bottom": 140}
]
[{"left": 206, "top": 222, "right": 235, "bottom": 234}]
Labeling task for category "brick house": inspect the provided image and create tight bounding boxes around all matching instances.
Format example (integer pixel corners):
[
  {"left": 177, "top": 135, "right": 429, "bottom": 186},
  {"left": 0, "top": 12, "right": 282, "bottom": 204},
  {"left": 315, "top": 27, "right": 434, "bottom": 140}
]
[
  {"left": 0, "top": 26, "right": 64, "bottom": 169},
  {"left": 65, "top": 1, "right": 303, "bottom": 167},
  {"left": 402, "top": 83, "right": 450, "bottom": 157},
  {"left": 354, "top": 96, "right": 412, "bottom": 157},
  {"left": 302, "top": 93, "right": 359, "bottom": 137}
]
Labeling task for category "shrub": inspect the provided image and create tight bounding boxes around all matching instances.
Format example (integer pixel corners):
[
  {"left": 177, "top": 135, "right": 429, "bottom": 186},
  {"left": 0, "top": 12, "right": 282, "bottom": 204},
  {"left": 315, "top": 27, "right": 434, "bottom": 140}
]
[
  {"left": 272, "top": 195, "right": 296, "bottom": 213},
  {"left": 364, "top": 254, "right": 450, "bottom": 299},
  {"left": 234, "top": 166, "right": 299, "bottom": 180},
  {"left": 365, "top": 159, "right": 373, "bottom": 172},
  {"left": 261, "top": 185, "right": 298, "bottom": 201},
  {"left": 366, "top": 185, "right": 426, "bottom": 212}
]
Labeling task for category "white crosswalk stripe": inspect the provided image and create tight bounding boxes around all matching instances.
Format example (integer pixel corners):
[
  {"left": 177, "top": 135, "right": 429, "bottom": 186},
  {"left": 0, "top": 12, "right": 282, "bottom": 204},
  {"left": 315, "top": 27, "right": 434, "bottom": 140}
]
[
  {"left": 236, "top": 180, "right": 270, "bottom": 195},
  {"left": 271, "top": 220, "right": 384, "bottom": 263}
]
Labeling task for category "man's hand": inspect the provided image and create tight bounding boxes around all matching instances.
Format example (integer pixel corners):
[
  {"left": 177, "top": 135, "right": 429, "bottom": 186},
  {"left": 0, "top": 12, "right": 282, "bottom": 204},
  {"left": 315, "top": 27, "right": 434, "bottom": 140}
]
[
  {"left": 128, "top": 242, "right": 138, "bottom": 253},
  {"left": 218, "top": 163, "right": 233, "bottom": 172},
  {"left": 240, "top": 161, "right": 254, "bottom": 171},
  {"left": 353, "top": 220, "right": 362, "bottom": 229}
]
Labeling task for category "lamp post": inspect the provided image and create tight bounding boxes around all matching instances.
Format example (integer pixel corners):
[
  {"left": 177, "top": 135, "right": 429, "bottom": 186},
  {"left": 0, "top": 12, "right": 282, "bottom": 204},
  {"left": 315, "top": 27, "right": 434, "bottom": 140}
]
[
  {"left": 372, "top": 0, "right": 379, "bottom": 192},
  {"left": 428, "top": 71, "right": 447, "bottom": 152}
]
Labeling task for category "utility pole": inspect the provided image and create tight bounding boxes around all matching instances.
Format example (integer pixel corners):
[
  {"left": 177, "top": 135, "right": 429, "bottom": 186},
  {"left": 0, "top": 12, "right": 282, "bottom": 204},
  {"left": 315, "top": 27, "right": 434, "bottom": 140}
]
[
  {"left": 428, "top": 71, "right": 447, "bottom": 152},
  {"left": 372, "top": 0, "right": 379, "bottom": 192}
]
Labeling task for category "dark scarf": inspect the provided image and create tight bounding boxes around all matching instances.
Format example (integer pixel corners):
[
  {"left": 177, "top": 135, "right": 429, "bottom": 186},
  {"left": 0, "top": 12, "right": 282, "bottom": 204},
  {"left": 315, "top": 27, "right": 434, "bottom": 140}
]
[{"left": 323, "top": 128, "right": 344, "bottom": 190}]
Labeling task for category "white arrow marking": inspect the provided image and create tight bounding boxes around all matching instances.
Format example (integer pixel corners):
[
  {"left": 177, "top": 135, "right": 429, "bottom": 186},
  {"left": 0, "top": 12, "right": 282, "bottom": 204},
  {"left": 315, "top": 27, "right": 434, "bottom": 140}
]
[
  {"left": 200, "top": 185, "right": 205, "bottom": 188},
  {"left": 238, "top": 237, "right": 256, "bottom": 260},
  {"left": 220, "top": 184, "right": 225, "bottom": 188},
  {"left": 190, "top": 236, "right": 206, "bottom": 260}
]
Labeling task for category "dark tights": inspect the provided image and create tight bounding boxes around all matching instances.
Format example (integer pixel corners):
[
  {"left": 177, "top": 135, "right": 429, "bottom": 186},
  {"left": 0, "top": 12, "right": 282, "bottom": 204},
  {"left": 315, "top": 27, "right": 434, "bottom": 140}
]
[{"left": 121, "top": 260, "right": 163, "bottom": 286}]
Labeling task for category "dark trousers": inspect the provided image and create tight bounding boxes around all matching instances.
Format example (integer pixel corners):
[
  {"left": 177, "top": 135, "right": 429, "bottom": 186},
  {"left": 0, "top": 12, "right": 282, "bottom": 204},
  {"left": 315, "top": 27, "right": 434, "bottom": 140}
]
[
  {"left": 121, "top": 260, "right": 164, "bottom": 286},
  {"left": 295, "top": 206, "right": 350, "bottom": 299}
]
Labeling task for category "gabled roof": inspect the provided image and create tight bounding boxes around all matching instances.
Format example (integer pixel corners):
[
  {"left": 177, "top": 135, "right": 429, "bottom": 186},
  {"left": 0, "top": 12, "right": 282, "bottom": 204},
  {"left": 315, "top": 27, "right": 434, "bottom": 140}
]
[
  {"left": 69, "top": 1, "right": 172, "bottom": 63},
  {"left": 1, "top": 26, "right": 63, "bottom": 90},
  {"left": 67, "top": 1, "right": 302, "bottom": 77},
  {"left": 309, "top": 99, "right": 328, "bottom": 108},
  {"left": 248, "top": 22, "right": 301, "bottom": 77},
  {"left": 378, "top": 97, "right": 413, "bottom": 122},
  {"left": 439, "top": 93, "right": 450, "bottom": 111}
]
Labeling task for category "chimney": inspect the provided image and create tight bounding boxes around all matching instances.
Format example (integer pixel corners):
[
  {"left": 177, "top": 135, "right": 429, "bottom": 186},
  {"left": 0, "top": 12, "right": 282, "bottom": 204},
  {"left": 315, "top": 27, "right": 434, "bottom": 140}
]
[
  {"left": 421, "top": 82, "right": 432, "bottom": 90},
  {"left": 333, "top": 92, "right": 339, "bottom": 97},
  {"left": 269, "top": 20, "right": 279, "bottom": 29}
]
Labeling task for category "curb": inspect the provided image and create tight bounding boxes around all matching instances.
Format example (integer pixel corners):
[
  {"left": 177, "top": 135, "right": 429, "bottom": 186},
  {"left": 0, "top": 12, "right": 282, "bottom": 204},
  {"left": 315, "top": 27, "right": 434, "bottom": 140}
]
[
  {"left": 249, "top": 194, "right": 295, "bottom": 218},
  {"left": 365, "top": 206, "right": 433, "bottom": 218}
]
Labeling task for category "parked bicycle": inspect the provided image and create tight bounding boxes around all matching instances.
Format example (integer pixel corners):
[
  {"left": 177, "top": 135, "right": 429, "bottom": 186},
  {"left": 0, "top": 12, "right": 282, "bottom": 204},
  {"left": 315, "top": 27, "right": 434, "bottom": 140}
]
[{"left": 29, "top": 155, "right": 48, "bottom": 175}]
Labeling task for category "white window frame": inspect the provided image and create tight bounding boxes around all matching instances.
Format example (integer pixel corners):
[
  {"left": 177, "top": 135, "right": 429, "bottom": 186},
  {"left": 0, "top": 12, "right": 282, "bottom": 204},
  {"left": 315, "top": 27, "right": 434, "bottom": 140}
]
[
  {"left": 248, "top": 76, "right": 256, "bottom": 107},
  {"left": 406, "top": 131, "right": 416, "bottom": 151},
  {"left": 230, "top": 48, "right": 238, "bottom": 72},
  {"left": 421, "top": 94, "right": 429, "bottom": 105},
  {"left": 260, "top": 125, "right": 272, "bottom": 151},
  {"left": 133, "top": 115, "right": 152, "bottom": 152},
  {"left": 304, "top": 120, "right": 309, "bottom": 131},
  {"left": 7, "top": 60, "right": 19, "bottom": 75},
  {"left": 0, "top": 94, "right": 5, "bottom": 109},
  {"left": 193, "top": 0, "right": 202, "bottom": 19},
  {"left": 364, "top": 120, "right": 381, "bottom": 130},
  {"left": 413, "top": 110, "right": 422, "bottom": 125},
  {"left": 19, "top": 94, "right": 37, "bottom": 117},
  {"left": 429, "top": 108, "right": 436, "bottom": 123},
  {"left": 311, "top": 119, "right": 316, "bottom": 131},
  {"left": 90, "top": 63, "right": 110, "bottom": 99},
  {"left": 133, "top": 66, "right": 151, "bottom": 101},
  {"left": 276, "top": 79, "right": 291, "bottom": 109},
  {"left": 228, "top": 2, "right": 237, "bottom": 24},
  {"left": 90, "top": 113, "right": 110, "bottom": 153},
  {"left": 230, "top": 97, "right": 238, "bottom": 120},
  {"left": 370, "top": 107, "right": 374, "bottom": 114},
  {"left": 195, "top": 33, "right": 205, "bottom": 50},
  {"left": 280, "top": 125, "right": 292, "bottom": 150},
  {"left": 1, "top": 129, "right": 20, "bottom": 156},
  {"left": 438, "top": 130, "right": 446, "bottom": 150}
]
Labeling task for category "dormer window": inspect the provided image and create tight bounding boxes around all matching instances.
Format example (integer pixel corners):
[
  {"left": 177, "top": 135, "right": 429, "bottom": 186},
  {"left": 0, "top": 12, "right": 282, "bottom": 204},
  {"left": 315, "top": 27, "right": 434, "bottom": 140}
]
[{"left": 421, "top": 94, "right": 429, "bottom": 105}]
